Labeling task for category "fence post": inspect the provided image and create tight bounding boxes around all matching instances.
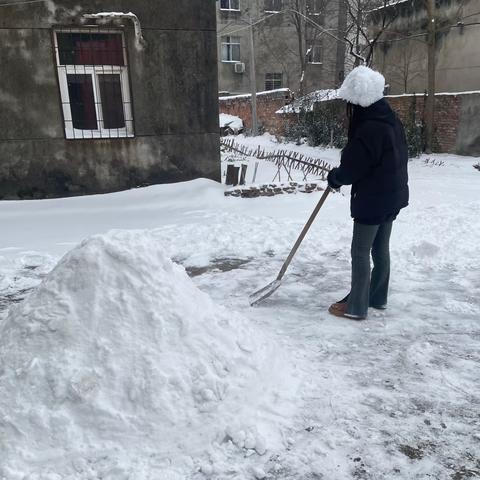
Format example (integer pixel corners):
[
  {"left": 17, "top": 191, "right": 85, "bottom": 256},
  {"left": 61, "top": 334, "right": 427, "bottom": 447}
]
[{"left": 226, "top": 164, "right": 240, "bottom": 186}]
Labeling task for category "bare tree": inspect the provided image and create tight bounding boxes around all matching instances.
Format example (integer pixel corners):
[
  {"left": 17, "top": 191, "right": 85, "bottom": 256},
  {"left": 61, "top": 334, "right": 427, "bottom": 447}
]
[
  {"left": 344, "top": 0, "right": 405, "bottom": 66},
  {"left": 368, "top": 0, "right": 467, "bottom": 151},
  {"left": 286, "top": 0, "right": 338, "bottom": 94}
]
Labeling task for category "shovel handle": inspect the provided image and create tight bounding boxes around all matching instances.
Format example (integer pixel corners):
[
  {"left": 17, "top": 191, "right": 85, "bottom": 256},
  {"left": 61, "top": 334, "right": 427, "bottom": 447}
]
[{"left": 276, "top": 186, "right": 332, "bottom": 281}]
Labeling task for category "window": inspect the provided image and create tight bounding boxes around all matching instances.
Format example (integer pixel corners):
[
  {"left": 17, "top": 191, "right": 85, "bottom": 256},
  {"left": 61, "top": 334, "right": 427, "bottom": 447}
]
[
  {"left": 221, "top": 36, "right": 241, "bottom": 62},
  {"left": 265, "top": 73, "right": 283, "bottom": 90},
  {"left": 220, "top": 0, "right": 240, "bottom": 10},
  {"left": 265, "top": 0, "right": 283, "bottom": 12},
  {"left": 307, "top": 0, "right": 322, "bottom": 15},
  {"left": 54, "top": 30, "right": 134, "bottom": 139},
  {"left": 308, "top": 45, "right": 323, "bottom": 64}
]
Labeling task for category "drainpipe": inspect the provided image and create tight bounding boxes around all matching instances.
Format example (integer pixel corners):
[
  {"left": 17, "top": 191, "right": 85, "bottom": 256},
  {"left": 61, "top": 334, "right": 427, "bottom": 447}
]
[{"left": 83, "top": 12, "right": 146, "bottom": 49}]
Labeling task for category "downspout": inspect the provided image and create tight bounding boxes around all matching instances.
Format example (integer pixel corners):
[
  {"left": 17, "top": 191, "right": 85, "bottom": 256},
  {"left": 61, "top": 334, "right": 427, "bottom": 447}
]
[{"left": 82, "top": 12, "right": 147, "bottom": 49}]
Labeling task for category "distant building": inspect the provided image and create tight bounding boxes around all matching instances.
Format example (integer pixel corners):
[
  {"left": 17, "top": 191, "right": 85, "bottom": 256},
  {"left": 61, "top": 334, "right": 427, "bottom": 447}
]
[
  {"left": 370, "top": 0, "right": 480, "bottom": 94},
  {"left": 216, "top": 0, "right": 347, "bottom": 95},
  {"left": 0, "top": 0, "right": 220, "bottom": 199}
]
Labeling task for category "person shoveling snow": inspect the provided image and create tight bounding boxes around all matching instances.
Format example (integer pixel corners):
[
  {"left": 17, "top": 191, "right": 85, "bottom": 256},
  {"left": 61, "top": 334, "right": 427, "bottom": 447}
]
[{"left": 327, "top": 65, "right": 409, "bottom": 320}]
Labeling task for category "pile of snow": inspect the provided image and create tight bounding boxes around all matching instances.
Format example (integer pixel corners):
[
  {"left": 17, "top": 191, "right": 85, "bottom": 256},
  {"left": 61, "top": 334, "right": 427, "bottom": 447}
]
[
  {"left": 219, "top": 113, "right": 244, "bottom": 133},
  {"left": 0, "top": 231, "right": 294, "bottom": 477}
]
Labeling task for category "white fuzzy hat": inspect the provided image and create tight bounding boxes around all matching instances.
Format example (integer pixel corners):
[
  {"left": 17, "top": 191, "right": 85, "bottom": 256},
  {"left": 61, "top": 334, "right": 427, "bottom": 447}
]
[{"left": 338, "top": 66, "right": 385, "bottom": 107}]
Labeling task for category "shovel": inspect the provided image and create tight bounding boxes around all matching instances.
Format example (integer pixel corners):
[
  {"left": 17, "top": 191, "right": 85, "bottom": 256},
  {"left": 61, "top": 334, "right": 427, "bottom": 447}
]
[{"left": 249, "top": 186, "right": 332, "bottom": 306}]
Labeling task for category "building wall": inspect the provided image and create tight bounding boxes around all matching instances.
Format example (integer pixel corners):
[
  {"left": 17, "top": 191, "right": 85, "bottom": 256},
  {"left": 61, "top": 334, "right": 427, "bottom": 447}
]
[
  {"left": 0, "top": 0, "right": 220, "bottom": 199},
  {"left": 216, "top": 0, "right": 346, "bottom": 95},
  {"left": 371, "top": 0, "right": 480, "bottom": 94}
]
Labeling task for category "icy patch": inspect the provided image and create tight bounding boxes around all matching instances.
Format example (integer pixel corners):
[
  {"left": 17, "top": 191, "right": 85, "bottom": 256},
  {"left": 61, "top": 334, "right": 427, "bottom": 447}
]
[{"left": 0, "top": 231, "right": 297, "bottom": 477}]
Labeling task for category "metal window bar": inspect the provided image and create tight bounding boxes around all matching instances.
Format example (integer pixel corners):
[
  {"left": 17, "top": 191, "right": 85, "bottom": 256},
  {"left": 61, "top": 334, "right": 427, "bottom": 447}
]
[
  {"left": 265, "top": 73, "right": 283, "bottom": 90},
  {"left": 54, "top": 27, "right": 134, "bottom": 140}
]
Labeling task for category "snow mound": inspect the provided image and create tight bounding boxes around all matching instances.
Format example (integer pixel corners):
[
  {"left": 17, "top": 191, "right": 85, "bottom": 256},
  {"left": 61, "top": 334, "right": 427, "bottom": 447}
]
[
  {"left": 0, "top": 231, "right": 288, "bottom": 476},
  {"left": 219, "top": 113, "right": 243, "bottom": 132}
]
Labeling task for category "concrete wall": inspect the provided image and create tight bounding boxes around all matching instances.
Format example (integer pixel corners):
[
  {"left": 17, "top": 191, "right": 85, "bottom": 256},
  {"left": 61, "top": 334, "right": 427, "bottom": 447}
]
[
  {"left": 216, "top": 0, "right": 346, "bottom": 95},
  {"left": 0, "top": 0, "right": 220, "bottom": 199},
  {"left": 371, "top": 0, "right": 480, "bottom": 94},
  {"left": 456, "top": 94, "right": 480, "bottom": 156}
]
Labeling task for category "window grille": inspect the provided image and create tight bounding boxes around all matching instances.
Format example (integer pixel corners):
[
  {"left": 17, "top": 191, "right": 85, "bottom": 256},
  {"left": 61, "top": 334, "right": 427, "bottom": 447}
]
[
  {"left": 265, "top": 73, "right": 283, "bottom": 90},
  {"left": 220, "top": 0, "right": 240, "bottom": 11},
  {"left": 54, "top": 29, "right": 134, "bottom": 140},
  {"left": 221, "top": 36, "right": 241, "bottom": 62},
  {"left": 265, "top": 0, "right": 283, "bottom": 12}
]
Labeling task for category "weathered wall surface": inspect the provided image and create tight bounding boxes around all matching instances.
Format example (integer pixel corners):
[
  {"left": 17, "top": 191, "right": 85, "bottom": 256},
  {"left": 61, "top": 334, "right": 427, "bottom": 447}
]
[
  {"left": 371, "top": 0, "right": 480, "bottom": 94},
  {"left": 0, "top": 0, "right": 220, "bottom": 199},
  {"left": 456, "top": 94, "right": 480, "bottom": 156},
  {"left": 216, "top": 0, "right": 346, "bottom": 95}
]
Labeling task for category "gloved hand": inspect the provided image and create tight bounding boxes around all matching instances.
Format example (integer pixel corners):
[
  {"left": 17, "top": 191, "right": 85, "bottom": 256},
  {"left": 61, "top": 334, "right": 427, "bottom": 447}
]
[{"left": 327, "top": 169, "right": 342, "bottom": 190}]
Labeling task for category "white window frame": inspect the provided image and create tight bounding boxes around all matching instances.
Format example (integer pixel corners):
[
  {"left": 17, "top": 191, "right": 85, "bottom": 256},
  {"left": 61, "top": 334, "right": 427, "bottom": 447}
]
[
  {"left": 54, "top": 29, "right": 134, "bottom": 140},
  {"left": 265, "top": 0, "right": 283, "bottom": 13},
  {"left": 220, "top": 0, "right": 240, "bottom": 11},
  {"left": 221, "top": 36, "right": 241, "bottom": 63}
]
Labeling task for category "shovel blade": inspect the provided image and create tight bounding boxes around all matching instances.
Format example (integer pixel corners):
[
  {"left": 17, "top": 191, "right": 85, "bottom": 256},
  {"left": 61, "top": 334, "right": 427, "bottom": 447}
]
[{"left": 249, "top": 279, "right": 282, "bottom": 306}]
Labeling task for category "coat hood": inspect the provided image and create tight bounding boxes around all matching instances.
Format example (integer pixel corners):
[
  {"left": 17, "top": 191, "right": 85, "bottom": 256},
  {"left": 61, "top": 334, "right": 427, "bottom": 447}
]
[{"left": 338, "top": 66, "right": 385, "bottom": 107}]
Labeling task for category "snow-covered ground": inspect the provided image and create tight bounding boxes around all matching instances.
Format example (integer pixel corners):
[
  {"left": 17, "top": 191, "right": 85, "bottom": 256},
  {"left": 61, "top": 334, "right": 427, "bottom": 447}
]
[{"left": 0, "top": 135, "right": 479, "bottom": 479}]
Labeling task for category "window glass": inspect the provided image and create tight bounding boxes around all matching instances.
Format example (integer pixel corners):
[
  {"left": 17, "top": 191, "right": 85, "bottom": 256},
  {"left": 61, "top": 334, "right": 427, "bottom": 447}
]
[
  {"left": 221, "top": 36, "right": 240, "bottom": 62},
  {"left": 220, "top": 0, "right": 240, "bottom": 10},
  {"left": 66, "top": 74, "right": 98, "bottom": 130},
  {"left": 57, "top": 33, "right": 124, "bottom": 66},
  {"left": 307, "top": 0, "right": 322, "bottom": 14},
  {"left": 98, "top": 74, "right": 125, "bottom": 129},
  {"left": 308, "top": 45, "right": 322, "bottom": 63},
  {"left": 265, "top": 0, "right": 283, "bottom": 11},
  {"left": 265, "top": 73, "right": 283, "bottom": 90}
]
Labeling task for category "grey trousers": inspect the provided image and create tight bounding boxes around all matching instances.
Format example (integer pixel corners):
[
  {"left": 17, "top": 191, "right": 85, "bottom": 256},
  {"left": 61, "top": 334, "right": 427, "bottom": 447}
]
[{"left": 343, "top": 221, "right": 393, "bottom": 318}]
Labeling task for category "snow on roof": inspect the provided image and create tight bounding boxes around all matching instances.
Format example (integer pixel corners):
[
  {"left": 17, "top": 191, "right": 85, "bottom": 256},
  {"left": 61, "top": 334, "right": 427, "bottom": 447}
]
[
  {"left": 219, "top": 88, "right": 291, "bottom": 101},
  {"left": 276, "top": 89, "right": 338, "bottom": 114},
  {"left": 386, "top": 90, "right": 480, "bottom": 98},
  {"left": 367, "top": 0, "right": 411, "bottom": 14},
  {"left": 83, "top": 12, "right": 145, "bottom": 47}
]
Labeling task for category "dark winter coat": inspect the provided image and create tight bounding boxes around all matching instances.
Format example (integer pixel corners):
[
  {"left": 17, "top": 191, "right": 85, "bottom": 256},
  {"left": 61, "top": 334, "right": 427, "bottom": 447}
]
[{"left": 327, "top": 98, "right": 409, "bottom": 225}]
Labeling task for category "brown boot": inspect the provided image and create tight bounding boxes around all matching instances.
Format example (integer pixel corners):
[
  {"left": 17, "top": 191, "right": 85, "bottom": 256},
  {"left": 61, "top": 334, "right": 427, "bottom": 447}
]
[{"left": 328, "top": 302, "right": 366, "bottom": 320}]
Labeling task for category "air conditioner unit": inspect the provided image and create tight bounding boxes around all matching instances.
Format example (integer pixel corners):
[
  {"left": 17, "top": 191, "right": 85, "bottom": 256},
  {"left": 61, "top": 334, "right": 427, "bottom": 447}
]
[{"left": 234, "top": 62, "right": 245, "bottom": 74}]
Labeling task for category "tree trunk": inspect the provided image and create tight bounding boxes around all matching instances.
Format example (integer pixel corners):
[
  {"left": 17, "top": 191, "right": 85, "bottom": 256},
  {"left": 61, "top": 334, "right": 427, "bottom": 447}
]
[
  {"left": 249, "top": 22, "right": 258, "bottom": 136},
  {"left": 425, "top": 0, "right": 436, "bottom": 153},
  {"left": 295, "top": 0, "right": 307, "bottom": 95}
]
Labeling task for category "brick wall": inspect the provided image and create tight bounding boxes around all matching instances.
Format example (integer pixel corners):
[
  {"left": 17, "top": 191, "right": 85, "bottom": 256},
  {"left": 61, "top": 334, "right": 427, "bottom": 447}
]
[
  {"left": 387, "top": 94, "right": 461, "bottom": 153},
  {"left": 219, "top": 89, "right": 294, "bottom": 135},
  {"left": 219, "top": 90, "right": 480, "bottom": 155}
]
